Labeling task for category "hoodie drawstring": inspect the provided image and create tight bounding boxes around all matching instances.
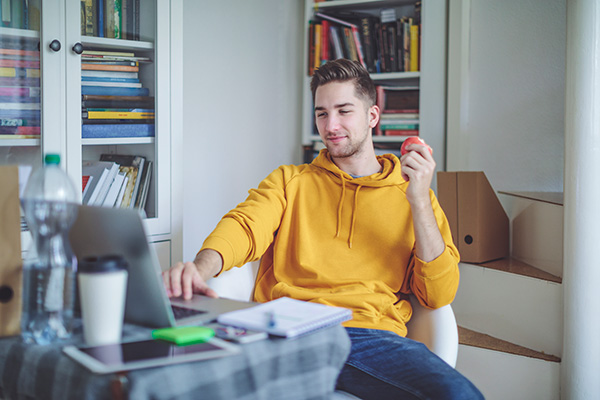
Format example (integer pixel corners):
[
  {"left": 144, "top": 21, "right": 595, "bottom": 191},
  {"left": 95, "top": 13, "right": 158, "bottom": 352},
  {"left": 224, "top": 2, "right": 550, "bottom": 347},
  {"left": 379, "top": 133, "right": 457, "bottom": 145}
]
[
  {"left": 348, "top": 185, "right": 362, "bottom": 249},
  {"left": 335, "top": 172, "right": 362, "bottom": 249},
  {"left": 335, "top": 173, "right": 346, "bottom": 238}
]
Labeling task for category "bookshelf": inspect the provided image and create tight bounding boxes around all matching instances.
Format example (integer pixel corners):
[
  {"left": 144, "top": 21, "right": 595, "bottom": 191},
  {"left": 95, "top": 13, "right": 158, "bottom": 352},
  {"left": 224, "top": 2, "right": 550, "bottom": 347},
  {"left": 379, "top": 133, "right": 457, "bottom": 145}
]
[
  {"left": 0, "top": 0, "right": 183, "bottom": 267},
  {"left": 302, "top": 0, "right": 447, "bottom": 174}
]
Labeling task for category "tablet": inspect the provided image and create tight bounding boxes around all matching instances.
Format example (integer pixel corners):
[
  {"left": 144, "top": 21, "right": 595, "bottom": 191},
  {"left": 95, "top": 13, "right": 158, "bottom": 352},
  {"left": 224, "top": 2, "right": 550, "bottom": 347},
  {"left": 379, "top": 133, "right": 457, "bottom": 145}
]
[{"left": 63, "top": 337, "right": 240, "bottom": 374}]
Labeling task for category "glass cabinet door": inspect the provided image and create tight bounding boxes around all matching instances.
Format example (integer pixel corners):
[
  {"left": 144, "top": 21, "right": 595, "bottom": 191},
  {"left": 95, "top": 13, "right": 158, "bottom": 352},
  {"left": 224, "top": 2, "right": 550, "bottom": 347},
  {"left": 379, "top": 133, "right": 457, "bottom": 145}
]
[
  {"left": 1, "top": 0, "right": 171, "bottom": 238},
  {"left": 0, "top": 1, "right": 42, "bottom": 170},
  {"left": 71, "top": 0, "right": 170, "bottom": 235}
]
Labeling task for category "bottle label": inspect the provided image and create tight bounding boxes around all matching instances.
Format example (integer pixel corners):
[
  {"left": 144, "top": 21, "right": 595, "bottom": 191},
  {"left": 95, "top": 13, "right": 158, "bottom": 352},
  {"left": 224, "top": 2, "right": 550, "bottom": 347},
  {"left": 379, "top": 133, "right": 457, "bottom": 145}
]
[{"left": 44, "top": 268, "right": 65, "bottom": 312}]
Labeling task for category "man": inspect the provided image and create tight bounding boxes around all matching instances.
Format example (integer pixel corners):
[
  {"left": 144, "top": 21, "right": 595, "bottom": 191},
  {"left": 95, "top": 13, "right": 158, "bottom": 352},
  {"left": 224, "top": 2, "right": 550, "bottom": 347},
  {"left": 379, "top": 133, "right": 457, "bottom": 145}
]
[{"left": 163, "top": 59, "right": 483, "bottom": 399}]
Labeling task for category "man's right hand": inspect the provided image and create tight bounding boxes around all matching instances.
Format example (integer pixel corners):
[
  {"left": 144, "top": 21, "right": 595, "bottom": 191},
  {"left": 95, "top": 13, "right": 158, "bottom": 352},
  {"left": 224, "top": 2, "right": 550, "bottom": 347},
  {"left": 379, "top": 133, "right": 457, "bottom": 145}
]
[{"left": 162, "top": 249, "right": 223, "bottom": 300}]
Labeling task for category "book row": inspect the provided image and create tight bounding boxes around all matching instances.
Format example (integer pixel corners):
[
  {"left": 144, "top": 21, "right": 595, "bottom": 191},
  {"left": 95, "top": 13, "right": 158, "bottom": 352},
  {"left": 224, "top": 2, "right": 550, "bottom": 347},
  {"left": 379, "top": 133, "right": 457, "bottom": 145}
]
[
  {"left": 0, "top": 47, "right": 40, "bottom": 137},
  {"left": 374, "top": 85, "right": 420, "bottom": 136},
  {"left": 81, "top": 0, "right": 141, "bottom": 40},
  {"left": 82, "top": 153, "right": 152, "bottom": 211},
  {"left": 308, "top": 3, "right": 421, "bottom": 75},
  {"left": 0, "top": 0, "right": 40, "bottom": 30},
  {"left": 80, "top": 50, "right": 154, "bottom": 139}
]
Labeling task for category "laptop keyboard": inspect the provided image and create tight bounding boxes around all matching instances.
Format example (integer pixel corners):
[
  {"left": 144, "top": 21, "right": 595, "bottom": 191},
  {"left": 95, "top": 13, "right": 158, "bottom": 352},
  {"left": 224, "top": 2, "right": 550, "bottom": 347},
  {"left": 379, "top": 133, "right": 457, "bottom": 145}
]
[{"left": 171, "top": 305, "right": 207, "bottom": 320}]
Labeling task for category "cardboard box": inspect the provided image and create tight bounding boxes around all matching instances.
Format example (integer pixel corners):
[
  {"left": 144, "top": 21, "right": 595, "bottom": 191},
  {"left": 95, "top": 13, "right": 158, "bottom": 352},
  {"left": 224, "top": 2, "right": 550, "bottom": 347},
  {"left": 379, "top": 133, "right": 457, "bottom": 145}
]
[
  {"left": 0, "top": 166, "right": 23, "bottom": 337},
  {"left": 437, "top": 171, "right": 509, "bottom": 263}
]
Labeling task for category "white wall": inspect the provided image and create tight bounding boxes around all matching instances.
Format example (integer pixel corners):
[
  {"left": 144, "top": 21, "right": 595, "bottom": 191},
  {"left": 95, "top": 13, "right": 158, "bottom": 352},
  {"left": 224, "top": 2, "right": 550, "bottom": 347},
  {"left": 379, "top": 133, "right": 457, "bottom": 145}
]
[
  {"left": 181, "top": 1, "right": 303, "bottom": 279},
  {"left": 447, "top": 0, "right": 566, "bottom": 193}
]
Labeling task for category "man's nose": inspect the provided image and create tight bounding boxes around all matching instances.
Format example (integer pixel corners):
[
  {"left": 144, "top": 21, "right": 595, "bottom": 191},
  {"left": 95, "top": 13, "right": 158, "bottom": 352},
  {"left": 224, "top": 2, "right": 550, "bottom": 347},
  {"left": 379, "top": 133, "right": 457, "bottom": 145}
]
[{"left": 325, "top": 115, "right": 340, "bottom": 132}]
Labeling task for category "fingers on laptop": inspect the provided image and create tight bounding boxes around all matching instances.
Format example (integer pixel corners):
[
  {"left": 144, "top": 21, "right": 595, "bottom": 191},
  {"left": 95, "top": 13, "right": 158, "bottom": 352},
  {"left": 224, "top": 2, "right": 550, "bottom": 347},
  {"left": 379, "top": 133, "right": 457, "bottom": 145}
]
[
  {"left": 163, "top": 261, "right": 185, "bottom": 298},
  {"left": 192, "top": 277, "right": 219, "bottom": 299},
  {"left": 181, "top": 261, "right": 214, "bottom": 299},
  {"left": 163, "top": 261, "right": 218, "bottom": 299}
]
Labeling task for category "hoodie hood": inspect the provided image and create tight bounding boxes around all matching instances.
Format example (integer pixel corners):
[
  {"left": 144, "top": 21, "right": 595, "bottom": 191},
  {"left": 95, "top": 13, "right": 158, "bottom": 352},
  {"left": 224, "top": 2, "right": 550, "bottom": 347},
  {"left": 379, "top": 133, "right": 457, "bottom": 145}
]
[
  {"left": 312, "top": 149, "right": 406, "bottom": 187},
  {"left": 311, "top": 149, "right": 407, "bottom": 248}
]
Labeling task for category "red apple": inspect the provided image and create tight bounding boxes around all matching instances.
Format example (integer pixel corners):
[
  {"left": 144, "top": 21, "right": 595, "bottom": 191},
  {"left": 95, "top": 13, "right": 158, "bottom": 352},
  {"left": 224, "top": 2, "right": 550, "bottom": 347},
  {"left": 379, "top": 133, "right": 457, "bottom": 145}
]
[{"left": 400, "top": 137, "right": 433, "bottom": 156}]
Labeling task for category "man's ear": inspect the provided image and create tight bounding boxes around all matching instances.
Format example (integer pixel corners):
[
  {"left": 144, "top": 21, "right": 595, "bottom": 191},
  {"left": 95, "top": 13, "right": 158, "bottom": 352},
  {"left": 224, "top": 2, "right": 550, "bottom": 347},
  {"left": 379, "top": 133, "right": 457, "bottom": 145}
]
[{"left": 368, "top": 105, "right": 380, "bottom": 128}]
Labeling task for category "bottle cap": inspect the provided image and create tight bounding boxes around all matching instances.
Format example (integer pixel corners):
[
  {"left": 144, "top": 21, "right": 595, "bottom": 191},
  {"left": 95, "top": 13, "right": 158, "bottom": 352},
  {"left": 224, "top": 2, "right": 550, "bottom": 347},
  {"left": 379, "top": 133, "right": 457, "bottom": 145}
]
[
  {"left": 44, "top": 154, "right": 61, "bottom": 165},
  {"left": 79, "top": 255, "right": 128, "bottom": 273}
]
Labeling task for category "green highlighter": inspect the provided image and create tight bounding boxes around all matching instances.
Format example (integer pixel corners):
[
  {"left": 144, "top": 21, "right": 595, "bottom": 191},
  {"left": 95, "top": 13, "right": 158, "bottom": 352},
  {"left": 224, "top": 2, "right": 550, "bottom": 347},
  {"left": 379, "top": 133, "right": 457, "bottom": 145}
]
[{"left": 152, "top": 326, "right": 215, "bottom": 345}]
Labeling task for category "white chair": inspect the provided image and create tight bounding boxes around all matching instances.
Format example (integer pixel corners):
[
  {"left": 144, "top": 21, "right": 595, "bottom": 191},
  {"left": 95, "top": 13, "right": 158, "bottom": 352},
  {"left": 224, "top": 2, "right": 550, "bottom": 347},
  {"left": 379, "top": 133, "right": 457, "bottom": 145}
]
[
  {"left": 210, "top": 265, "right": 459, "bottom": 399},
  {"left": 405, "top": 296, "right": 459, "bottom": 368},
  {"left": 331, "top": 298, "right": 459, "bottom": 399}
]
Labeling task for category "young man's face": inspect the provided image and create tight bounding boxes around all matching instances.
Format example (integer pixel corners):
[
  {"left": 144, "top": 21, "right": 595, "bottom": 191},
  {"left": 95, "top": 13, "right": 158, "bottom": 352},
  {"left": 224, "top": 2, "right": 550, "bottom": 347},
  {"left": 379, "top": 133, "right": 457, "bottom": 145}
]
[{"left": 314, "top": 81, "right": 379, "bottom": 160}]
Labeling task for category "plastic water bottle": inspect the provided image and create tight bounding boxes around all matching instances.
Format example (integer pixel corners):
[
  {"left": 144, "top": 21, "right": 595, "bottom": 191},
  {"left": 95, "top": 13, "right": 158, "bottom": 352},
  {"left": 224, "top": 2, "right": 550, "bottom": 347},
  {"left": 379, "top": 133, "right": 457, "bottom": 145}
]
[{"left": 21, "top": 154, "right": 78, "bottom": 344}]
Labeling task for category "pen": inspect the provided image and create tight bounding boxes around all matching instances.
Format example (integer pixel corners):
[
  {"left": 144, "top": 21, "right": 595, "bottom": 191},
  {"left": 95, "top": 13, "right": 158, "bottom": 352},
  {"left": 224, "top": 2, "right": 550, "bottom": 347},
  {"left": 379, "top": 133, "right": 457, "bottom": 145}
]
[{"left": 267, "top": 311, "right": 277, "bottom": 328}]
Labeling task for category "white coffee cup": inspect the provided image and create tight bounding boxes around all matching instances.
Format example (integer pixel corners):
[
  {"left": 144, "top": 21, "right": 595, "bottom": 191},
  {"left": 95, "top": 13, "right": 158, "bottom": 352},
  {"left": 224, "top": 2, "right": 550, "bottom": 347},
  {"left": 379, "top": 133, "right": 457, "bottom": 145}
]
[{"left": 78, "top": 255, "right": 128, "bottom": 346}]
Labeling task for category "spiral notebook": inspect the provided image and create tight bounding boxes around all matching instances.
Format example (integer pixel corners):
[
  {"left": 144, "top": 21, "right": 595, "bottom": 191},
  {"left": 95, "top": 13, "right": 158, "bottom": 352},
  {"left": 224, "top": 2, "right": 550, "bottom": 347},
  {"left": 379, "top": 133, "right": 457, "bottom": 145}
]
[{"left": 216, "top": 297, "right": 352, "bottom": 338}]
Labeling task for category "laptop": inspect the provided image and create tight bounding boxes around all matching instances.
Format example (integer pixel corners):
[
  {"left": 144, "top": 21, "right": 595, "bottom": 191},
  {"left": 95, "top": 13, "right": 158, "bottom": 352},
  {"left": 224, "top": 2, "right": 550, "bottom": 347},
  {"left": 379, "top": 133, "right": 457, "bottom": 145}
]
[{"left": 69, "top": 205, "right": 256, "bottom": 328}]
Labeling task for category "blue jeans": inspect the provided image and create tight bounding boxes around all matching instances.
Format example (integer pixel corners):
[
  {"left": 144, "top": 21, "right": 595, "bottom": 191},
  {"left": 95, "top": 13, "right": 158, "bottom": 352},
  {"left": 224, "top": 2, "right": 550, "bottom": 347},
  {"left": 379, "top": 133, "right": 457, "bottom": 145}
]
[{"left": 336, "top": 328, "right": 484, "bottom": 400}]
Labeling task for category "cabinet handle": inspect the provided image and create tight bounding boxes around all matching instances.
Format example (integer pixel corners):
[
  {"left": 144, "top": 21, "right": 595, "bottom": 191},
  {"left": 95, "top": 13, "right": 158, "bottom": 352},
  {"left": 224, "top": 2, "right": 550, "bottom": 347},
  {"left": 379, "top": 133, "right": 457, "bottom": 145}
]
[
  {"left": 49, "top": 39, "right": 61, "bottom": 52},
  {"left": 72, "top": 42, "right": 84, "bottom": 55}
]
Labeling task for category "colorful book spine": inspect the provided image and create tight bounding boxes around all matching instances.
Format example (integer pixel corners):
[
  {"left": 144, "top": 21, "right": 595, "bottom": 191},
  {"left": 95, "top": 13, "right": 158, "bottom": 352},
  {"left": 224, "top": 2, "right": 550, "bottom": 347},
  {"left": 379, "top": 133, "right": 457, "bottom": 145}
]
[
  {"left": 82, "top": 50, "right": 135, "bottom": 57},
  {"left": 81, "top": 55, "right": 150, "bottom": 62},
  {"left": 403, "top": 18, "right": 411, "bottom": 72},
  {"left": 0, "top": 117, "right": 39, "bottom": 126},
  {"left": 81, "top": 63, "right": 139, "bottom": 72},
  {"left": 9, "top": 0, "right": 24, "bottom": 29},
  {"left": 0, "top": 110, "right": 39, "bottom": 118},
  {"left": 105, "top": 0, "right": 115, "bottom": 37},
  {"left": 0, "top": 102, "right": 41, "bottom": 110},
  {"left": 0, "top": 134, "right": 39, "bottom": 139},
  {"left": 114, "top": 0, "right": 122, "bottom": 39},
  {"left": 380, "top": 123, "right": 419, "bottom": 130},
  {"left": 85, "top": 111, "right": 154, "bottom": 119},
  {"left": 0, "top": 96, "right": 40, "bottom": 103},
  {"left": 410, "top": 24, "right": 419, "bottom": 72},
  {"left": 0, "top": 77, "right": 40, "bottom": 86},
  {"left": 0, "top": 87, "right": 40, "bottom": 97},
  {"left": 81, "top": 123, "right": 154, "bottom": 138},
  {"left": 314, "top": 23, "right": 322, "bottom": 70},
  {"left": 351, "top": 25, "right": 366, "bottom": 69},
  {"left": 0, "top": 49, "right": 39, "bottom": 57},
  {"left": 321, "top": 20, "right": 329, "bottom": 65},
  {"left": 82, "top": 76, "right": 139, "bottom": 83},
  {"left": 0, "top": 67, "right": 40, "bottom": 78},
  {"left": 83, "top": 0, "right": 94, "bottom": 36},
  {"left": 308, "top": 22, "right": 315, "bottom": 75},
  {"left": 82, "top": 100, "right": 154, "bottom": 109},
  {"left": 0, "top": 126, "right": 40, "bottom": 135},
  {"left": 81, "top": 81, "right": 142, "bottom": 88},
  {"left": 133, "top": 0, "right": 139, "bottom": 40},
  {"left": 28, "top": 0, "right": 40, "bottom": 30},
  {"left": 81, "top": 70, "right": 139, "bottom": 79},
  {"left": 98, "top": 0, "right": 105, "bottom": 37},
  {"left": 81, "top": 86, "right": 149, "bottom": 96},
  {"left": 383, "top": 129, "right": 419, "bottom": 136}
]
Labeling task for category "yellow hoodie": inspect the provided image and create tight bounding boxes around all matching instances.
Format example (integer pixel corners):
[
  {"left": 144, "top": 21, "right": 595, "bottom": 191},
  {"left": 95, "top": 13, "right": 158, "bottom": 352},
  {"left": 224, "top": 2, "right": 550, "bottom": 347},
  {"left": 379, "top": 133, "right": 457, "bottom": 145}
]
[{"left": 200, "top": 149, "right": 460, "bottom": 337}]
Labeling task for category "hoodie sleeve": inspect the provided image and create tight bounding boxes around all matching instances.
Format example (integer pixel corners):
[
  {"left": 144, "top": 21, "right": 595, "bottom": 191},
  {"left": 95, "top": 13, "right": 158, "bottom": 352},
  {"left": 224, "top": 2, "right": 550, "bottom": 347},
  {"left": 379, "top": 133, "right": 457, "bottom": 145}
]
[
  {"left": 408, "top": 192, "right": 461, "bottom": 309},
  {"left": 199, "top": 166, "right": 290, "bottom": 275}
]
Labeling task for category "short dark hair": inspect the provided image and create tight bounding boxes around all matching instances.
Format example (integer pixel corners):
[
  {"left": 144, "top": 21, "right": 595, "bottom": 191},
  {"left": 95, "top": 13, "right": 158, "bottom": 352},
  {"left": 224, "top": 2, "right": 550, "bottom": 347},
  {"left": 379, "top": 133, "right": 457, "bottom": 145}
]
[{"left": 310, "top": 59, "right": 376, "bottom": 106}]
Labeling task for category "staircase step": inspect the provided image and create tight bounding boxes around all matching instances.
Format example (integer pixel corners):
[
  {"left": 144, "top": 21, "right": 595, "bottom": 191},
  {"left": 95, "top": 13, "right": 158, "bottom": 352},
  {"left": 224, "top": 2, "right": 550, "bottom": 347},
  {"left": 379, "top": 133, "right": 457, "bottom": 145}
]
[
  {"left": 456, "top": 341, "right": 561, "bottom": 400},
  {"left": 453, "top": 262, "right": 563, "bottom": 357},
  {"left": 497, "top": 191, "right": 563, "bottom": 277},
  {"left": 498, "top": 191, "right": 563, "bottom": 206},
  {"left": 458, "top": 326, "right": 560, "bottom": 362},
  {"left": 479, "top": 257, "right": 561, "bottom": 284}
]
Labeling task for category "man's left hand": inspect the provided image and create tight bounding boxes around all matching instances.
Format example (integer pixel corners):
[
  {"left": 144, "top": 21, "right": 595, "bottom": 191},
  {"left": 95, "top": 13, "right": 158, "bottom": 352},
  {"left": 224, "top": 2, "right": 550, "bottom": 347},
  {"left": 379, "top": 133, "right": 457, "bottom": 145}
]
[{"left": 400, "top": 143, "right": 436, "bottom": 206}]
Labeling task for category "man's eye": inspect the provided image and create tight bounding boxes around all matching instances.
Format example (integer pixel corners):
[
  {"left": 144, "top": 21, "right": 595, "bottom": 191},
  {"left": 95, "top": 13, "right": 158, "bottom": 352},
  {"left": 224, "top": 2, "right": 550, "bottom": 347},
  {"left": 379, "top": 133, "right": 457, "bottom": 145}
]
[{"left": 340, "top": 110, "right": 350, "bottom": 114}]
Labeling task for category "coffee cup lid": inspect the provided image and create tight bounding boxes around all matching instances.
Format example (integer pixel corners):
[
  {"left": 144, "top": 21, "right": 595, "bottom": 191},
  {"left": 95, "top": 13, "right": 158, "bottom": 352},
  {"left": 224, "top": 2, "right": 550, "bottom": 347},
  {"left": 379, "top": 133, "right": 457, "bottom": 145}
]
[{"left": 79, "top": 255, "right": 128, "bottom": 273}]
